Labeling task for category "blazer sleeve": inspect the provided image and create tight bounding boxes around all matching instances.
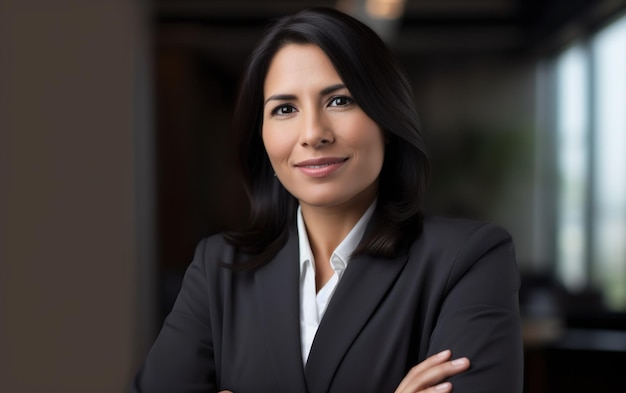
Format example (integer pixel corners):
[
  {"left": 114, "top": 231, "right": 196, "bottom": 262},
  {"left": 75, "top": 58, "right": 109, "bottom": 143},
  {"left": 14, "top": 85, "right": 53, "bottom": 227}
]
[
  {"left": 131, "top": 238, "right": 218, "bottom": 393},
  {"left": 428, "top": 223, "right": 524, "bottom": 393}
]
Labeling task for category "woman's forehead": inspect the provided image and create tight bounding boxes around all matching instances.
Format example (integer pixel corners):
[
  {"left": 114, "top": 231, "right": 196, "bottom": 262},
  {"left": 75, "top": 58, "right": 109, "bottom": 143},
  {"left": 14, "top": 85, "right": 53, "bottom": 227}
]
[{"left": 263, "top": 44, "right": 345, "bottom": 94}]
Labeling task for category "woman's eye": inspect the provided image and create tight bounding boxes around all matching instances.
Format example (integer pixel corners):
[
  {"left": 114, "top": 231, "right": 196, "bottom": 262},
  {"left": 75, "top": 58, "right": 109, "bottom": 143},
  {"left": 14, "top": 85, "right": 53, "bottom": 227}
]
[
  {"left": 329, "top": 96, "right": 353, "bottom": 107},
  {"left": 271, "top": 104, "right": 296, "bottom": 116}
]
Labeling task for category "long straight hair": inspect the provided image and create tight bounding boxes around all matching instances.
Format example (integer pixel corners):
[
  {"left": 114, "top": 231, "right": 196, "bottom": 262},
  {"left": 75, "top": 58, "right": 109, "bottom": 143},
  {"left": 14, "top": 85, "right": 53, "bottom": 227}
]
[{"left": 224, "top": 7, "right": 430, "bottom": 269}]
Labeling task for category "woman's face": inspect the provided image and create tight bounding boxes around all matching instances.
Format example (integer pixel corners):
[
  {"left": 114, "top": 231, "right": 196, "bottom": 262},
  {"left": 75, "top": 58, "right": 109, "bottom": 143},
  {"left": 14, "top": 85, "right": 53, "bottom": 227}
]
[{"left": 262, "top": 43, "right": 385, "bottom": 212}]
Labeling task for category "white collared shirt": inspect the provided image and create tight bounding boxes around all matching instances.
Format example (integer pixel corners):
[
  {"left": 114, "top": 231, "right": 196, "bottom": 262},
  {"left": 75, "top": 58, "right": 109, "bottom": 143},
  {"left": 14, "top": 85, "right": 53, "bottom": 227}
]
[{"left": 297, "top": 201, "right": 376, "bottom": 364}]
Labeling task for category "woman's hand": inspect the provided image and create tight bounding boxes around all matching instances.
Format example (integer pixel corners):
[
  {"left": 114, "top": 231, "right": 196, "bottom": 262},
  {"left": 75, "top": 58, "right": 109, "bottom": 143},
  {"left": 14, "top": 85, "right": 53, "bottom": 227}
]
[{"left": 394, "top": 350, "right": 470, "bottom": 393}]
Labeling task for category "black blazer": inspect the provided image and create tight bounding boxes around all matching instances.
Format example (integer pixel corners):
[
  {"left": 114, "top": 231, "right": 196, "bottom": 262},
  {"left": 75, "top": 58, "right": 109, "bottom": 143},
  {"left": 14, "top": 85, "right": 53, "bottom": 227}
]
[{"left": 132, "top": 216, "right": 523, "bottom": 393}]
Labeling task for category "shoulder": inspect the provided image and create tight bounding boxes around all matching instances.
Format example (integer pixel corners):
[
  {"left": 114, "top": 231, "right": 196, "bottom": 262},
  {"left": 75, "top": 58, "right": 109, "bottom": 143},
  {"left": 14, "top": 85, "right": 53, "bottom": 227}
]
[
  {"left": 407, "top": 215, "right": 517, "bottom": 286},
  {"left": 194, "top": 233, "right": 233, "bottom": 258},
  {"left": 188, "top": 233, "right": 241, "bottom": 277},
  {"left": 418, "top": 215, "right": 512, "bottom": 250}
]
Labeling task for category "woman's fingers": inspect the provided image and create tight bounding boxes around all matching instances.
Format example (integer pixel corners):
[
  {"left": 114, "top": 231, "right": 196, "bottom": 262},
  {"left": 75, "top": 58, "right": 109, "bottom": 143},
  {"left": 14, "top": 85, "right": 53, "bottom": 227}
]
[
  {"left": 408, "top": 350, "right": 452, "bottom": 376},
  {"left": 394, "top": 350, "right": 470, "bottom": 393},
  {"left": 395, "top": 350, "right": 451, "bottom": 392},
  {"left": 430, "top": 382, "right": 452, "bottom": 392}
]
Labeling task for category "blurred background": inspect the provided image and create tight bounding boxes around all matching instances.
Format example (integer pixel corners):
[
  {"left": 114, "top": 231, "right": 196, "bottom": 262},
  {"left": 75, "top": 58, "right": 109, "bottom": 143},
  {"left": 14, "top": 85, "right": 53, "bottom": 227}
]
[{"left": 2, "top": 0, "right": 626, "bottom": 392}]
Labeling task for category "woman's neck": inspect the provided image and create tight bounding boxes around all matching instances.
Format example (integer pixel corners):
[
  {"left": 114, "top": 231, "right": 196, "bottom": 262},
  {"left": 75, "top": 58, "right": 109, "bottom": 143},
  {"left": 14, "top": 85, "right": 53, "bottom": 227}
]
[
  {"left": 300, "top": 194, "right": 375, "bottom": 266},
  {"left": 303, "top": 202, "right": 369, "bottom": 291}
]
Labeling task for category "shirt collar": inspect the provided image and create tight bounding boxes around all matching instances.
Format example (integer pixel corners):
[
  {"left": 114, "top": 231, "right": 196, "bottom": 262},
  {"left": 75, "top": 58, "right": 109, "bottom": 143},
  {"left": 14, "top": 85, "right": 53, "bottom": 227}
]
[{"left": 297, "top": 200, "right": 377, "bottom": 275}]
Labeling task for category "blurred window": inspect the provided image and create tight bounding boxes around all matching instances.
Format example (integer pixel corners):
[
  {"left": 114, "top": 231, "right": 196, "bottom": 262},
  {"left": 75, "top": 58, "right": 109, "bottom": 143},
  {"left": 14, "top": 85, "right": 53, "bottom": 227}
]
[
  {"left": 555, "top": 13, "right": 626, "bottom": 311},
  {"left": 591, "top": 14, "right": 626, "bottom": 310},
  {"left": 556, "top": 44, "right": 589, "bottom": 292}
]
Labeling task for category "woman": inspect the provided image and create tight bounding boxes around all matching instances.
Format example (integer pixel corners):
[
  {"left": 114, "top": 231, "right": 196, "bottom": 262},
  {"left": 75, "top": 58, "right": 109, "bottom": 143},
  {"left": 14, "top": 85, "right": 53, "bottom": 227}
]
[{"left": 132, "top": 7, "right": 523, "bottom": 393}]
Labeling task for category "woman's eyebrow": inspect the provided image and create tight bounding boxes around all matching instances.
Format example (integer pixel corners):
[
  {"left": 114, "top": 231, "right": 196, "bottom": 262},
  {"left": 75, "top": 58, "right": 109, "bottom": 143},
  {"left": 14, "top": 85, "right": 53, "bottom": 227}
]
[
  {"left": 264, "top": 93, "right": 296, "bottom": 106},
  {"left": 263, "top": 83, "right": 347, "bottom": 107},
  {"left": 320, "top": 83, "right": 346, "bottom": 96}
]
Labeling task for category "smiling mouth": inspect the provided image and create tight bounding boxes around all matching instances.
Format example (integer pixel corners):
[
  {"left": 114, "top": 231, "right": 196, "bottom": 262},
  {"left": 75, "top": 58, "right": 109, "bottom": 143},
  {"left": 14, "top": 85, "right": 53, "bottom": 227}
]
[
  {"left": 294, "top": 157, "right": 349, "bottom": 178},
  {"left": 301, "top": 161, "right": 345, "bottom": 169},
  {"left": 295, "top": 157, "right": 349, "bottom": 168}
]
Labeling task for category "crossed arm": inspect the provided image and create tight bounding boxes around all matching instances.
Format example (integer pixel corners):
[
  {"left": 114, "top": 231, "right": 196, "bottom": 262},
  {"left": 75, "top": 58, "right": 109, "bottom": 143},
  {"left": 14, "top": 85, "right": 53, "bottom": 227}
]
[{"left": 219, "top": 349, "right": 470, "bottom": 393}]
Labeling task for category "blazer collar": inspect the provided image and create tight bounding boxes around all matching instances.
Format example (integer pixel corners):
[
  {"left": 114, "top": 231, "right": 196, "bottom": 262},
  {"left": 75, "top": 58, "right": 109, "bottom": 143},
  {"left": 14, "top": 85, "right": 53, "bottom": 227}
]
[
  {"left": 254, "top": 221, "right": 409, "bottom": 393},
  {"left": 304, "top": 250, "right": 408, "bottom": 393},
  {"left": 254, "top": 226, "right": 307, "bottom": 393}
]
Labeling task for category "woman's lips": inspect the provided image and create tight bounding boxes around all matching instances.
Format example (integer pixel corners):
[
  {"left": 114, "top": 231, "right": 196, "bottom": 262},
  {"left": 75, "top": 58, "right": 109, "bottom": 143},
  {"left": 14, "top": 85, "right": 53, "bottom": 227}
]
[{"left": 294, "top": 157, "right": 349, "bottom": 178}]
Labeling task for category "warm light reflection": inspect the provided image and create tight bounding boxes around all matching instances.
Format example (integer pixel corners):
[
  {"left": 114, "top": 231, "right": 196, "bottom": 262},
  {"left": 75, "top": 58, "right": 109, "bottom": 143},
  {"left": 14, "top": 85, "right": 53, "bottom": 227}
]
[{"left": 366, "top": 0, "right": 406, "bottom": 20}]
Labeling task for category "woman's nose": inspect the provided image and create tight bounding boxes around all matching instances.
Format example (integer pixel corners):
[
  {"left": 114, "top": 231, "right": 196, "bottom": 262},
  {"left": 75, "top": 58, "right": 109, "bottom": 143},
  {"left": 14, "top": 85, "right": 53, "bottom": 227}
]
[{"left": 299, "top": 111, "right": 335, "bottom": 148}]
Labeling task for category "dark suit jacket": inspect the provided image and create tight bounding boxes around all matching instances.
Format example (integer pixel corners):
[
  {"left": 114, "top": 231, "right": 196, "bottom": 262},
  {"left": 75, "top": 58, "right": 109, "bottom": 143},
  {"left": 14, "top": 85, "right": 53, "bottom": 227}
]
[{"left": 132, "top": 216, "right": 523, "bottom": 393}]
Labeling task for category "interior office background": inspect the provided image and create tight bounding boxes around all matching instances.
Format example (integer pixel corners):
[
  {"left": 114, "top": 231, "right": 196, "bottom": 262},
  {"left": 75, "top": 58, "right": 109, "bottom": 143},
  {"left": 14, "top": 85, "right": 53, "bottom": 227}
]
[{"left": 2, "top": 0, "right": 626, "bottom": 392}]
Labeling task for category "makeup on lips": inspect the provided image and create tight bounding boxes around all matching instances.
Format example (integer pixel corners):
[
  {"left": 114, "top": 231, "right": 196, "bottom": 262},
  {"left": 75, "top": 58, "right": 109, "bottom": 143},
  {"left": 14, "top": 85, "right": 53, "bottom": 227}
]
[{"left": 294, "top": 157, "right": 349, "bottom": 178}]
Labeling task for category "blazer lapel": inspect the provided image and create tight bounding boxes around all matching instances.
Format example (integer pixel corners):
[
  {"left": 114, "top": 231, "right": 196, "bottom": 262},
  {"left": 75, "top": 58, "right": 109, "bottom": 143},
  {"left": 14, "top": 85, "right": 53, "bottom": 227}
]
[
  {"left": 254, "top": 228, "right": 308, "bottom": 393},
  {"left": 304, "top": 251, "right": 408, "bottom": 393}
]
